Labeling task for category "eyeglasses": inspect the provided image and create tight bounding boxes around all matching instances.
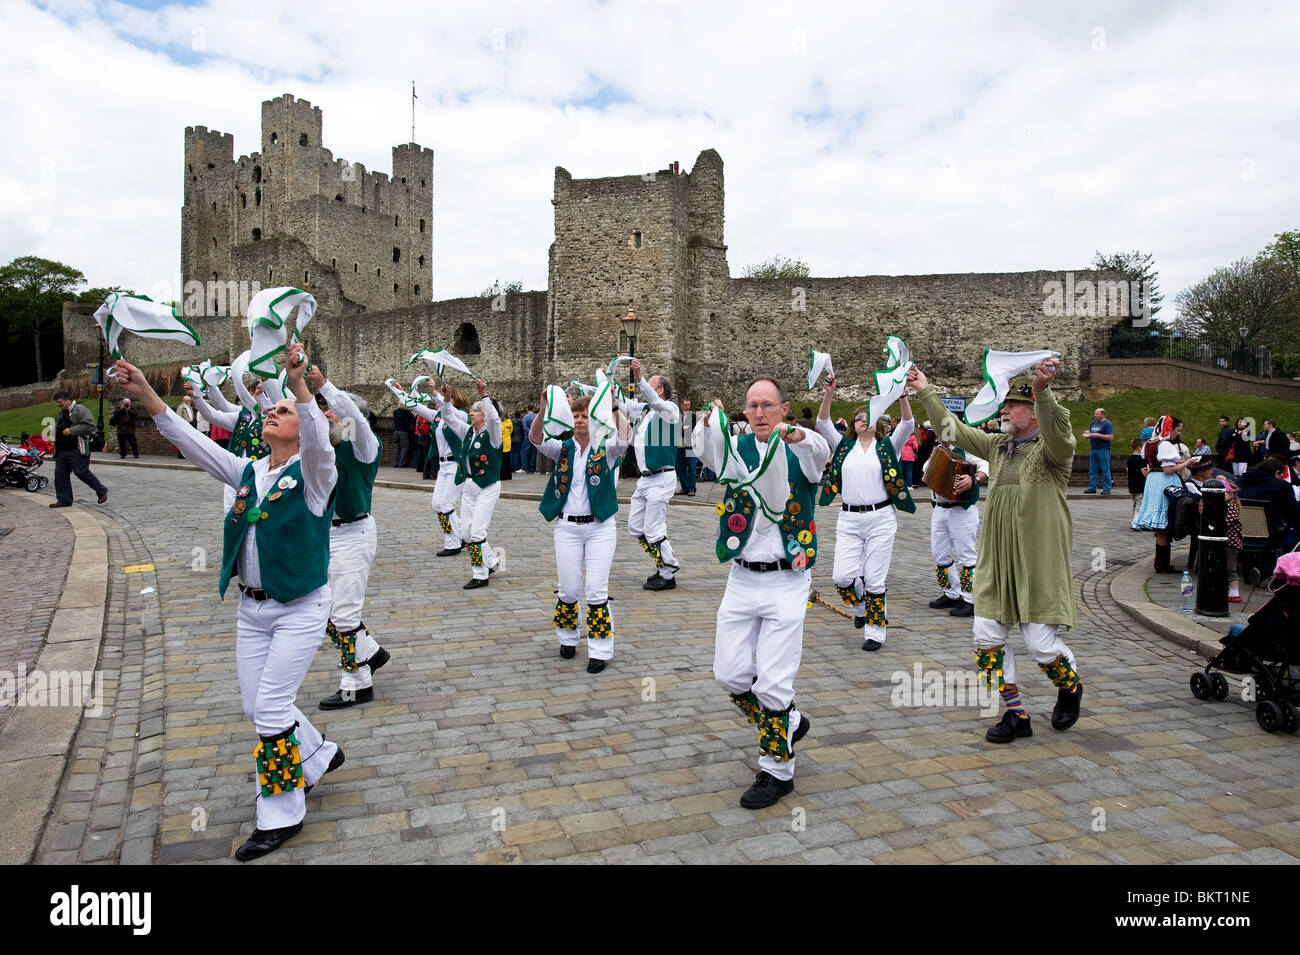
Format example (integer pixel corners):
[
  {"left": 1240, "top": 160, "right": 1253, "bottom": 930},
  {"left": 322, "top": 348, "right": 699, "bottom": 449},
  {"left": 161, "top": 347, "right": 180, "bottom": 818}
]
[
  {"left": 745, "top": 402, "right": 782, "bottom": 413},
  {"left": 854, "top": 414, "right": 869, "bottom": 422}
]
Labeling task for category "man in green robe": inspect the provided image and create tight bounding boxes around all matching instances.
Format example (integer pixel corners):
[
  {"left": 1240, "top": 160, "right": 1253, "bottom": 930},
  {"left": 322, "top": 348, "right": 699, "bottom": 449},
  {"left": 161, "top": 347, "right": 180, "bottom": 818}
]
[{"left": 907, "top": 359, "right": 1083, "bottom": 743}]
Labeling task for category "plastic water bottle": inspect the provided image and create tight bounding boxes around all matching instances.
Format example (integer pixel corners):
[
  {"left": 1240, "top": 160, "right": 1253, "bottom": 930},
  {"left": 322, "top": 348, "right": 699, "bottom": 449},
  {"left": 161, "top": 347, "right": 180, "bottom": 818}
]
[{"left": 1180, "top": 571, "right": 1194, "bottom": 613}]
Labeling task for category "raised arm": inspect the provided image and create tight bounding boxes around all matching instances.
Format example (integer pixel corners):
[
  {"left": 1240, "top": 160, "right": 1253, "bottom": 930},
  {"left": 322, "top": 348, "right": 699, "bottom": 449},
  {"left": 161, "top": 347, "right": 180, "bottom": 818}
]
[
  {"left": 433, "top": 385, "right": 470, "bottom": 440},
  {"left": 787, "top": 425, "right": 831, "bottom": 482},
  {"left": 889, "top": 398, "right": 915, "bottom": 457},
  {"left": 286, "top": 344, "right": 335, "bottom": 516},
  {"left": 479, "top": 382, "right": 502, "bottom": 448},
  {"left": 206, "top": 384, "right": 238, "bottom": 414},
  {"left": 908, "top": 368, "right": 998, "bottom": 462},
  {"left": 631, "top": 360, "right": 680, "bottom": 424},
  {"left": 691, "top": 402, "right": 727, "bottom": 474},
  {"left": 189, "top": 385, "right": 240, "bottom": 432},
  {"left": 319, "top": 379, "right": 379, "bottom": 463}
]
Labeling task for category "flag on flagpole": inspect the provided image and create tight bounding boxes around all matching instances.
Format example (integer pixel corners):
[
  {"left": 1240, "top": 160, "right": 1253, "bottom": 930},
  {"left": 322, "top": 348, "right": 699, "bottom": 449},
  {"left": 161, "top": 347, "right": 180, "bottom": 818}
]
[
  {"left": 965, "top": 349, "right": 1060, "bottom": 425},
  {"left": 245, "top": 287, "right": 316, "bottom": 378},
  {"left": 93, "top": 293, "right": 201, "bottom": 359}
]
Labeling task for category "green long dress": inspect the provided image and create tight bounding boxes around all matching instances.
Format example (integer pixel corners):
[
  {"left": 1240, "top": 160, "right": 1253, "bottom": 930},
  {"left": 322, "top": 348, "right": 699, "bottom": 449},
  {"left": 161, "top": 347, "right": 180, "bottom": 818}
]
[{"left": 916, "top": 384, "right": 1077, "bottom": 628}]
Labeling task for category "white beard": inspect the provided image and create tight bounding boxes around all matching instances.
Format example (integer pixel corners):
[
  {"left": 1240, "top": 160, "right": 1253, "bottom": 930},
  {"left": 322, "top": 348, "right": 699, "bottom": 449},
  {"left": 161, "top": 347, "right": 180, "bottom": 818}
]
[
  {"left": 329, "top": 421, "right": 345, "bottom": 446},
  {"left": 1000, "top": 419, "right": 1019, "bottom": 435}
]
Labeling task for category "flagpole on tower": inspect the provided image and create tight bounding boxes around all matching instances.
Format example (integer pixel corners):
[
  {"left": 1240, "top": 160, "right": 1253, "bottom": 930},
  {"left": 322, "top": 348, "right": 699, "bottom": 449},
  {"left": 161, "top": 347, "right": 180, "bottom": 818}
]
[{"left": 409, "top": 81, "right": 416, "bottom": 303}]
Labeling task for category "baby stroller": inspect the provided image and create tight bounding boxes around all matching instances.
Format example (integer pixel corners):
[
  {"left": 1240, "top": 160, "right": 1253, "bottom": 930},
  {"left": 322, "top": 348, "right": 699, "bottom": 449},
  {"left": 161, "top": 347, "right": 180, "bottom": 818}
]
[
  {"left": 0, "top": 433, "right": 51, "bottom": 492},
  {"left": 1189, "top": 551, "right": 1300, "bottom": 734}
]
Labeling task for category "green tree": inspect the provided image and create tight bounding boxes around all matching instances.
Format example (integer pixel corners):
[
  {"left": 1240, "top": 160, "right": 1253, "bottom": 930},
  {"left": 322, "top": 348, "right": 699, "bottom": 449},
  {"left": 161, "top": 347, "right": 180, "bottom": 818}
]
[
  {"left": 741, "top": 256, "right": 811, "bottom": 280},
  {"left": 0, "top": 256, "right": 86, "bottom": 382},
  {"left": 1173, "top": 256, "right": 1294, "bottom": 365},
  {"left": 1258, "top": 230, "right": 1300, "bottom": 352},
  {"left": 77, "top": 285, "right": 136, "bottom": 305},
  {"left": 1091, "top": 249, "right": 1163, "bottom": 321},
  {"left": 479, "top": 279, "right": 524, "bottom": 297}
]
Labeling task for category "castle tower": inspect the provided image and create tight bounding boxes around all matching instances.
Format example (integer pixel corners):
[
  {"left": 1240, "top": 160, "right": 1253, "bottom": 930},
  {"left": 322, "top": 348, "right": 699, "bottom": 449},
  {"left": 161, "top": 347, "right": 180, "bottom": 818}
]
[
  {"left": 546, "top": 151, "right": 727, "bottom": 389},
  {"left": 182, "top": 94, "right": 433, "bottom": 316}
]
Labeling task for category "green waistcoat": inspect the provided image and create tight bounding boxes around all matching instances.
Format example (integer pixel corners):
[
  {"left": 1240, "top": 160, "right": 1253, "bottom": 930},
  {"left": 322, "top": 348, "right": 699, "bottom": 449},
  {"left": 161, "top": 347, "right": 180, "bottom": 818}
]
[
  {"left": 818, "top": 433, "right": 916, "bottom": 513},
  {"left": 538, "top": 440, "right": 620, "bottom": 522},
  {"left": 637, "top": 410, "right": 678, "bottom": 472},
  {"left": 714, "top": 436, "right": 820, "bottom": 569},
  {"left": 333, "top": 438, "right": 382, "bottom": 523},
  {"left": 229, "top": 408, "right": 269, "bottom": 461},
  {"left": 455, "top": 427, "right": 502, "bottom": 488},
  {"left": 219, "top": 459, "right": 335, "bottom": 602}
]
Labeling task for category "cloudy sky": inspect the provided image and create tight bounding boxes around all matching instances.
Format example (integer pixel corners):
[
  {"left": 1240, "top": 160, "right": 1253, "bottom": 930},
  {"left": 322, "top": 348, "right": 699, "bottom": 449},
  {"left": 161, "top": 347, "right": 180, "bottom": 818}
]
[{"left": 2, "top": 0, "right": 1298, "bottom": 315}]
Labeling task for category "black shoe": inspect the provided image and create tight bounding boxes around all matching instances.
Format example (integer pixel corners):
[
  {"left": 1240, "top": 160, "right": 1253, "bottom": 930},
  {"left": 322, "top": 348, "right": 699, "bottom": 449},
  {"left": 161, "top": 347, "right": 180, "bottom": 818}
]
[
  {"left": 739, "top": 771, "right": 794, "bottom": 809},
  {"left": 360, "top": 647, "right": 389, "bottom": 673},
  {"left": 235, "top": 822, "right": 303, "bottom": 861},
  {"left": 1101, "top": 490, "right": 1110, "bottom": 496},
  {"left": 862, "top": 639, "right": 882, "bottom": 651},
  {"left": 1083, "top": 488, "right": 1097, "bottom": 494},
  {"left": 319, "top": 686, "right": 374, "bottom": 709},
  {"left": 559, "top": 645, "right": 576, "bottom": 659},
  {"left": 643, "top": 575, "right": 676, "bottom": 591},
  {"left": 49, "top": 502, "right": 71, "bottom": 508},
  {"left": 435, "top": 547, "right": 462, "bottom": 557},
  {"left": 929, "top": 594, "right": 960, "bottom": 609},
  {"left": 1051, "top": 684, "right": 1083, "bottom": 731},
  {"left": 985, "top": 711, "right": 1032, "bottom": 743},
  {"left": 645, "top": 572, "right": 660, "bottom": 584},
  {"left": 304, "top": 747, "right": 345, "bottom": 793},
  {"left": 463, "top": 577, "right": 489, "bottom": 590},
  {"left": 587, "top": 658, "right": 606, "bottom": 674},
  {"left": 949, "top": 601, "right": 974, "bottom": 617}
]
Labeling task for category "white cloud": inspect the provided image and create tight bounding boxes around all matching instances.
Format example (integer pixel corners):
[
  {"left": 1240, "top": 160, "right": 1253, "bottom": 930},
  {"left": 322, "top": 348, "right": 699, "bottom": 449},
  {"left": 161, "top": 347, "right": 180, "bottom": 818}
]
[{"left": 1, "top": 0, "right": 1297, "bottom": 322}]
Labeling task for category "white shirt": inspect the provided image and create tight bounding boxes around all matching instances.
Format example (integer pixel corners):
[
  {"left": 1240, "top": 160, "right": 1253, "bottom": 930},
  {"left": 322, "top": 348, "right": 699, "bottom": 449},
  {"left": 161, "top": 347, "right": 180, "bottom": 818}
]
[
  {"left": 815, "top": 417, "right": 914, "bottom": 507},
  {"left": 320, "top": 381, "right": 380, "bottom": 463},
  {"left": 154, "top": 400, "right": 335, "bottom": 590},
  {"left": 538, "top": 433, "right": 630, "bottom": 517},
  {"left": 191, "top": 392, "right": 240, "bottom": 432},
  {"left": 416, "top": 397, "right": 469, "bottom": 458},
  {"left": 692, "top": 419, "right": 830, "bottom": 564},
  {"left": 631, "top": 378, "right": 680, "bottom": 472}
]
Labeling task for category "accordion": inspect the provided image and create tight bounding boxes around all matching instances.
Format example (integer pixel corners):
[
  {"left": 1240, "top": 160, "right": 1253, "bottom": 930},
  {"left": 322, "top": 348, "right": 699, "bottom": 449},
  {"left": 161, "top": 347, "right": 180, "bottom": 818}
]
[{"left": 924, "top": 446, "right": 974, "bottom": 502}]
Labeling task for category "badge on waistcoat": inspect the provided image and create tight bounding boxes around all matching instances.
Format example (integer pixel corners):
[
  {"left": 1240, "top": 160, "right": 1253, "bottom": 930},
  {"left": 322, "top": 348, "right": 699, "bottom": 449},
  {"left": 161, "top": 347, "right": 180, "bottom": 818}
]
[{"left": 237, "top": 485, "right": 250, "bottom": 498}]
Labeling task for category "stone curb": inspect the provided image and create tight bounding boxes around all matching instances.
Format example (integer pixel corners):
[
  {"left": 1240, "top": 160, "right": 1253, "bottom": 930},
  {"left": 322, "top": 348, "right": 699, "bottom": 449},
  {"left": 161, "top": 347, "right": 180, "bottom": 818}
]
[
  {"left": 0, "top": 505, "right": 109, "bottom": 864},
  {"left": 1110, "top": 561, "right": 1223, "bottom": 660}
]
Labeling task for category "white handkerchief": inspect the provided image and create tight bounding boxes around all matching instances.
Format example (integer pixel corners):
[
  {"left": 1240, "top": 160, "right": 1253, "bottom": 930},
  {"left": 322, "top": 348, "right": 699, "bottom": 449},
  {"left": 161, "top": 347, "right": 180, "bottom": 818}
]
[
  {"left": 93, "top": 293, "right": 200, "bottom": 358},
  {"left": 808, "top": 350, "right": 835, "bottom": 391},
  {"left": 542, "top": 385, "right": 575, "bottom": 439},
  {"left": 246, "top": 287, "right": 317, "bottom": 378},
  {"left": 966, "top": 349, "right": 1059, "bottom": 425}
]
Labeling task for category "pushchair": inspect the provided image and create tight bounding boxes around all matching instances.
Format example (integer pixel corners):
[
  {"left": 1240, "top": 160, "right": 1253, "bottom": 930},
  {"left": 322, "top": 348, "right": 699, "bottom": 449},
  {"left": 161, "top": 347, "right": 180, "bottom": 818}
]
[
  {"left": 1189, "top": 552, "right": 1300, "bottom": 734},
  {"left": 0, "top": 433, "right": 51, "bottom": 492}
]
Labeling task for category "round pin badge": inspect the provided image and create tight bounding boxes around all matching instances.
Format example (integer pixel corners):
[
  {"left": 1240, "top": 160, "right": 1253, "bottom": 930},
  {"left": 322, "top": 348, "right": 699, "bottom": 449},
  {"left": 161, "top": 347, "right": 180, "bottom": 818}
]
[
  {"left": 268, "top": 491, "right": 282, "bottom": 501},
  {"left": 714, "top": 503, "right": 726, "bottom": 516},
  {"left": 232, "top": 500, "right": 246, "bottom": 515},
  {"left": 589, "top": 475, "right": 600, "bottom": 486},
  {"left": 727, "top": 514, "right": 747, "bottom": 533},
  {"left": 246, "top": 506, "right": 261, "bottom": 523},
  {"left": 725, "top": 536, "right": 741, "bottom": 550}
]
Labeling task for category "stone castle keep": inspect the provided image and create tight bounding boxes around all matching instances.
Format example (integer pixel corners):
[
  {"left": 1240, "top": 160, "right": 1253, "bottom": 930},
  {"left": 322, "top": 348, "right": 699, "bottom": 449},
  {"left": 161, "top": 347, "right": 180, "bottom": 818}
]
[{"left": 65, "top": 93, "right": 1127, "bottom": 409}]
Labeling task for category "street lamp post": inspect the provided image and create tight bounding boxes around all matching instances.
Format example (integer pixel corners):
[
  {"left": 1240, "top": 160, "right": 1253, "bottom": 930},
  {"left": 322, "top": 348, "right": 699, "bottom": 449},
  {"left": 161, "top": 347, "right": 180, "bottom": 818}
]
[
  {"left": 1239, "top": 325, "right": 1249, "bottom": 375},
  {"left": 620, "top": 303, "right": 641, "bottom": 386}
]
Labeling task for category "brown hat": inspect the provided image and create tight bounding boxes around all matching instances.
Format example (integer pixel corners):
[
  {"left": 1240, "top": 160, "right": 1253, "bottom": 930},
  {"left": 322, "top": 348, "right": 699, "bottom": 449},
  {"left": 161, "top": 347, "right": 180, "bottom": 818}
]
[{"left": 1002, "top": 374, "right": 1036, "bottom": 405}]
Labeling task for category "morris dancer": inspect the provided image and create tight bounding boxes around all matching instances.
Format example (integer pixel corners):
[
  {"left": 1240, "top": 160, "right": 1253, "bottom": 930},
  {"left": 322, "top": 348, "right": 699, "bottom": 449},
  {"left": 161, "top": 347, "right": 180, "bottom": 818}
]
[
  {"left": 924, "top": 436, "right": 989, "bottom": 618},
  {"left": 694, "top": 377, "right": 830, "bottom": 808},
  {"left": 310, "top": 367, "right": 389, "bottom": 709},
  {"left": 450, "top": 380, "right": 503, "bottom": 588},
  {"left": 530, "top": 391, "right": 630, "bottom": 673},
  {"left": 389, "top": 381, "right": 470, "bottom": 557},
  {"left": 815, "top": 373, "right": 916, "bottom": 650},
  {"left": 626, "top": 358, "right": 682, "bottom": 591},
  {"left": 909, "top": 360, "right": 1084, "bottom": 744},
  {"left": 116, "top": 342, "right": 343, "bottom": 860}
]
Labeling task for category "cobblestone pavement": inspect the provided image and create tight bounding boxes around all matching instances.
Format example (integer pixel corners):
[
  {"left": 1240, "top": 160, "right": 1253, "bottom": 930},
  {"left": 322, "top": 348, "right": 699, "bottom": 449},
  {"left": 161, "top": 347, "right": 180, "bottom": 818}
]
[
  {"left": 0, "top": 492, "right": 75, "bottom": 731},
  {"left": 34, "top": 470, "right": 1300, "bottom": 864}
]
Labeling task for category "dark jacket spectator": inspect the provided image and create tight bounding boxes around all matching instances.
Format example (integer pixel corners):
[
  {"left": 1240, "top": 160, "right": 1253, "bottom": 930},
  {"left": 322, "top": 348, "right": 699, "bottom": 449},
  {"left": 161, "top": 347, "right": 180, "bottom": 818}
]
[
  {"left": 1236, "top": 460, "right": 1300, "bottom": 547},
  {"left": 393, "top": 406, "right": 415, "bottom": 467}
]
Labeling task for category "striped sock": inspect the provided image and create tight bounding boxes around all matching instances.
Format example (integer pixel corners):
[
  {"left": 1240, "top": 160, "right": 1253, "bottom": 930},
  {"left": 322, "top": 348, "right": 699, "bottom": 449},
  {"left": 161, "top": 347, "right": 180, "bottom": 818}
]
[{"left": 1001, "top": 687, "right": 1027, "bottom": 718}]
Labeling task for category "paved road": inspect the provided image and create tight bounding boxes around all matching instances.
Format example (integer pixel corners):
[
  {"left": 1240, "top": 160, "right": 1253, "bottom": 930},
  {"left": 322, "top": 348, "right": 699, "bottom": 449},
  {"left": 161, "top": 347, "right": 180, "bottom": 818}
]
[{"left": 32, "top": 466, "right": 1300, "bottom": 864}]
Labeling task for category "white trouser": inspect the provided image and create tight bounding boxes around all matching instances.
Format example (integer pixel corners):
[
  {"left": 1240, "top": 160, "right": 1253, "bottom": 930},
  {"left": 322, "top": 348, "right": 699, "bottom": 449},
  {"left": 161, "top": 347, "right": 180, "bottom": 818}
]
[
  {"left": 832, "top": 505, "right": 897, "bottom": 642},
  {"left": 628, "top": 470, "right": 678, "bottom": 578},
  {"left": 329, "top": 516, "right": 380, "bottom": 692},
  {"left": 554, "top": 517, "right": 617, "bottom": 661},
  {"left": 460, "top": 480, "right": 501, "bottom": 579},
  {"left": 714, "top": 565, "right": 809, "bottom": 782},
  {"left": 431, "top": 465, "right": 463, "bottom": 549},
  {"left": 930, "top": 503, "right": 979, "bottom": 602},
  {"left": 236, "top": 584, "right": 339, "bottom": 831},
  {"left": 972, "top": 616, "right": 1076, "bottom": 687}
]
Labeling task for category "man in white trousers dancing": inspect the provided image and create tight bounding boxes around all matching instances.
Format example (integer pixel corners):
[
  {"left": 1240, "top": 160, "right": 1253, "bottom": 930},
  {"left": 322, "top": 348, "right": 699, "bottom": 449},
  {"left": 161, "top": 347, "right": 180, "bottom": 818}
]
[{"left": 626, "top": 358, "right": 682, "bottom": 591}]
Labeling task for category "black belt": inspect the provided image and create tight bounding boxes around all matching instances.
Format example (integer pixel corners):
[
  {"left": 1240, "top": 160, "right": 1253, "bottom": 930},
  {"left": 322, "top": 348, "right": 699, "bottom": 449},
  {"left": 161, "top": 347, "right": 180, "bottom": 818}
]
[
  {"left": 332, "top": 512, "right": 370, "bottom": 526},
  {"left": 734, "top": 559, "right": 793, "bottom": 573},
  {"left": 931, "top": 501, "right": 961, "bottom": 509},
  {"left": 440, "top": 456, "right": 456, "bottom": 462},
  {"left": 640, "top": 466, "right": 675, "bottom": 477},
  {"left": 238, "top": 583, "right": 271, "bottom": 602},
  {"left": 563, "top": 514, "right": 596, "bottom": 524},
  {"left": 842, "top": 501, "right": 892, "bottom": 513}
]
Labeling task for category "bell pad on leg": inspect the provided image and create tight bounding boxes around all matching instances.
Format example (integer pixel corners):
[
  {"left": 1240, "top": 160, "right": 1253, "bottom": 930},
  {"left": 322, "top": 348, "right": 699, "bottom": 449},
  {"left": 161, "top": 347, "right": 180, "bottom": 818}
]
[
  {"left": 1039, "top": 654, "right": 1081, "bottom": 690},
  {"left": 553, "top": 599, "right": 578, "bottom": 631},
  {"left": 758, "top": 705, "right": 794, "bottom": 762},
  {"left": 467, "top": 541, "right": 484, "bottom": 567},
  {"left": 325, "top": 618, "right": 341, "bottom": 648},
  {"left": 254, "top": 726, "right": 304, "bottom": 797},
  {"left": 863, "top": 592, "right": 887, "bottom": 627},
  {"left": 335, "top": 622, "right": 365, "bottom": 673},
  {"left": 638, "top": 535, "right": 666, "bottom": 569},
  {"left": 975, "top": 647, "right": 1005, "bottom": 692},
  {"left": 437, "top": 511, "right": 454, "bottom": 535},
  {"left": 959, "top": 565, "right": 974, "bottom": 593},
  {"left": 730, "top": 690, "right": 761, "bottom": 725},
  {"left": 835, "top": 583, "right": 863, "bottom": 608},
  {"left": 585, "top": 602, "right": 612, "bottom": 640},
  {"left": 935, "top": 564, "right": 952, "bottom": 590}
]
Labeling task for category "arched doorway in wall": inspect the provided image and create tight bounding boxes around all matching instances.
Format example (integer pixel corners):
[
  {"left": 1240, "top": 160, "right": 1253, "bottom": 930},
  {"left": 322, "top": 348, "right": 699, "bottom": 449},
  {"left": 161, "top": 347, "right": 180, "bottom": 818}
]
[{"left": 455, "top": 322, "right": 481, "bottom": 355}]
